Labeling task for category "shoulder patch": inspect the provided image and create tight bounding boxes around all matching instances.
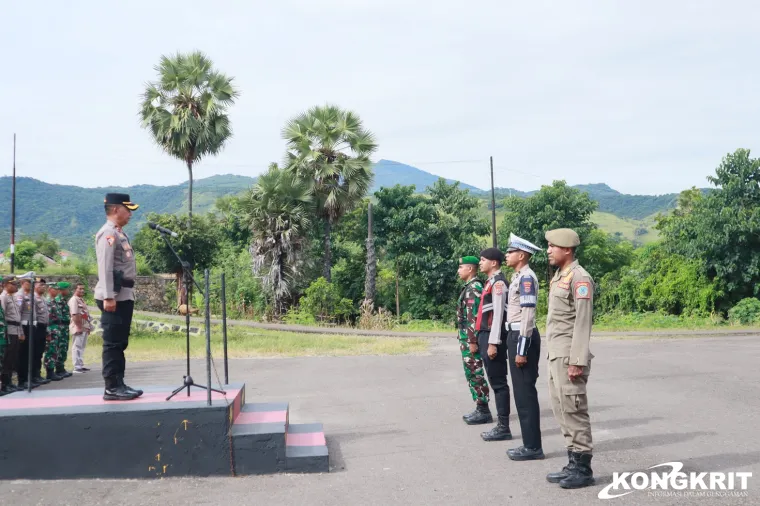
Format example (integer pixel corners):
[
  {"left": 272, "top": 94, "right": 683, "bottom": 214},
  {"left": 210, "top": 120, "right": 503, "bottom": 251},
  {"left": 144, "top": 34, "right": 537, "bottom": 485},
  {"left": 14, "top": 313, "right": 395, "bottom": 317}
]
[
  {"left": 519, "top": 275, "right": 536, "bottom": 296},
  {"left": 494, "top": 282, "right": 504, "bottom": 295},
  {"left": 575, "top": 281, "right": 591, "bottom": 299},
  {"left": 105, "top": 235, "right": 115, "bottom": 247}
]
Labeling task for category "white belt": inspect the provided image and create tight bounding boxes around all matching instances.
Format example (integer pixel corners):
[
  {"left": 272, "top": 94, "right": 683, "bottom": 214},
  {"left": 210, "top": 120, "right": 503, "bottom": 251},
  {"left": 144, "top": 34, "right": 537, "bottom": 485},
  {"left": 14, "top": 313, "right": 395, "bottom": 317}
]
[{"left": 505, "top": 322, "right": 520, "bottom": 332}]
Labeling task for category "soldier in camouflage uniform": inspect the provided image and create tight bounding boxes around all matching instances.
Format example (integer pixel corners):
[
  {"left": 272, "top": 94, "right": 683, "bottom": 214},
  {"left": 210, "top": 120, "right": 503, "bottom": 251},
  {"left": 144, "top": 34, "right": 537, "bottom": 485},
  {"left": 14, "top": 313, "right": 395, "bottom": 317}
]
[
  {"left": 0, "top": 286, "right": 7, "bottom": 397},
  {"left": 55, "top": 282, "right": 73, "bottom": 378},
  {"left": 45, "top": 284, "right": 64, "bottom": 381},
  {"left": 456, "top": 256, "right": 492, "bottom": 425}
]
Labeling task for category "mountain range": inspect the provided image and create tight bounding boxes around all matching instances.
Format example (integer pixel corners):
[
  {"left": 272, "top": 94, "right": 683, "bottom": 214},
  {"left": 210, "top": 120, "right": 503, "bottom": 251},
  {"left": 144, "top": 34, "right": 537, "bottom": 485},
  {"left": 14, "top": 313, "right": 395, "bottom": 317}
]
[{"left": 0, "top": 159, "right": 688, "bottom": 254}]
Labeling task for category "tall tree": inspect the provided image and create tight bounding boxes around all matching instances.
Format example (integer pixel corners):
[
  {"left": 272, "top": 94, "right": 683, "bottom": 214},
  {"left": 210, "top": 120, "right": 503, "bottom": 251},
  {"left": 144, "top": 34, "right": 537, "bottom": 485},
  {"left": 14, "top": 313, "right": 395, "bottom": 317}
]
[
  {"left": 498, "top": 180, "right": 598, "bottom": 283},
  {"left": 658, "top": 149, "right": 760, "bottom": 309},
  {"left": 241, "top": 164, "right": 312, "bottom": 316},
  {"left": 282, "top": 104, "right": 377, "bottom": 281},
  {"left": 140, "top": 51, "right": 239, "bottom": 225}
]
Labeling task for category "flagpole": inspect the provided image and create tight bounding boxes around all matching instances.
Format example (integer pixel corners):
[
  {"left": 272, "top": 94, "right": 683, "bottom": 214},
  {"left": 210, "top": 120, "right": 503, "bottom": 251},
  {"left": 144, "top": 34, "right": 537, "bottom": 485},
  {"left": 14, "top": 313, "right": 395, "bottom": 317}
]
[{"left": 10, "top": 134, "right": 16, "bottom": 274}]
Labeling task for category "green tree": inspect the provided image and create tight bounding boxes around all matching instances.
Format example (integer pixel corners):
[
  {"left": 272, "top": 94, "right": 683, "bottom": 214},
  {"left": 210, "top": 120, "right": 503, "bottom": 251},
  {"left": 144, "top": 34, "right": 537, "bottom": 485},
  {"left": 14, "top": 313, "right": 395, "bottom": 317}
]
[
  {"left": 241, "top": 164, "right": 313, "bottom": 316},
  {"left": 283, "top": 104, "right": 377, "bottom": 281},
  {"left": 657, "top": 149, "right": 760, "bottom": 309},
  {"left": 132, "top": 213, "right": 223, "bottom": 306},
  {"left": 374, "top": 181, "right": 488, "bottom": 319},
  {"left": 5, "top": 241, "right": 44, "bottom": 272},
  {"left": 25, "top": 233, "right": 59, "bottom": 260},
  {"left": 498, "top": 180, "right": 598, "bottom": 283},
  {"left": 140, "top": 51, "right": 239, "bottom": 224}
]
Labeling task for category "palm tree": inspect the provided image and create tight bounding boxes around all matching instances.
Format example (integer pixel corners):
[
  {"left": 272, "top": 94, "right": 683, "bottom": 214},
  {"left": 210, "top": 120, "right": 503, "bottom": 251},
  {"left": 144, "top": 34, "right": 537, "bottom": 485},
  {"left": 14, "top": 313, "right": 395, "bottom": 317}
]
[
  {"left": 282, "top": 104, "right": 377, "bottom": 281},
  {"left": 242, "top": 164, "right": 312, "bottom": 316},
  {"left": 140, "top": 51, "right": 239, "bottom": 225}
]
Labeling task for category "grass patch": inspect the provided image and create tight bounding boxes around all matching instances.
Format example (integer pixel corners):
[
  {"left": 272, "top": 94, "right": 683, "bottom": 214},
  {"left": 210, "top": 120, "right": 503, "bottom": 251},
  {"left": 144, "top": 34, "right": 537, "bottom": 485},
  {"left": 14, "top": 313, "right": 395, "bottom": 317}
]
[
  {"left": 393, "top": 320, "right": 453, "bottom": 333},
  {"left": 71, "top": 325, "right": 429, "bottom": 365}
]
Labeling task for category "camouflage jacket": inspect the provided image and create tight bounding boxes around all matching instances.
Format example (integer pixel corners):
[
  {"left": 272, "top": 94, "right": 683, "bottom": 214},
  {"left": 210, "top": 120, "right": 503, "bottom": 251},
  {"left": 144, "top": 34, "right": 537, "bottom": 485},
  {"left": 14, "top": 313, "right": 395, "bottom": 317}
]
[
  {"left": 0, "top": 302, "right": 6, "bottom": 345},
  {"left": 55, "top": 295, "right": 71, "bottom": 326},
  {"left": 47, "top": 296, "right": 62, "bottom": 327},
  {"left": 456, "top": 278, "right": 483, "bottom": 344}
]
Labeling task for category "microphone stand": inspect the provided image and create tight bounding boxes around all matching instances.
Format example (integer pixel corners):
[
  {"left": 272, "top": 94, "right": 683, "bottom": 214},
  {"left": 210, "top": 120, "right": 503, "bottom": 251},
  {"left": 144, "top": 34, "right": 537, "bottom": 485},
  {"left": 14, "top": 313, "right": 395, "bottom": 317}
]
[{"left": 158, "top": 230, "right": 225, "bottom": 402}]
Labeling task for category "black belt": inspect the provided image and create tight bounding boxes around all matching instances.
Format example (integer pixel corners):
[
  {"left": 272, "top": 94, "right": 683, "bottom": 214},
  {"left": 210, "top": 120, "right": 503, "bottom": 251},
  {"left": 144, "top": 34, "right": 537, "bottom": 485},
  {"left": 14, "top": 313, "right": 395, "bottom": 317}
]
[
  {"left": 121, "top": 279, "right": 135, "bottom": 288},
  {"left": 6, "top": 320, "right": 21, "bottom": 326}
]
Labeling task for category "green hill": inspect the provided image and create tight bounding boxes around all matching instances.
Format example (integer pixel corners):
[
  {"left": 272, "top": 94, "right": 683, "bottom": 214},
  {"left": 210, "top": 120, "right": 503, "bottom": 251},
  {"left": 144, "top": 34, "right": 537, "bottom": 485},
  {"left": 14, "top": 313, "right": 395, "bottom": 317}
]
[{"left": 0, "top": 162, "right": 693, "bottom": 255}]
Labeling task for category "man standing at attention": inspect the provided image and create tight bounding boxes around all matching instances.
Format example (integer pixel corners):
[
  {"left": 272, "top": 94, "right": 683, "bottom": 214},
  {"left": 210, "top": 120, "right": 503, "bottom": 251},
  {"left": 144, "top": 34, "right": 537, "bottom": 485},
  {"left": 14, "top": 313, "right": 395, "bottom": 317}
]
[
  {"left": 0, "top": 277, "right": 23, "bottom": 393},
  {"left": 456, "top": 256, "right": 491, "bottom": 425},
  {"left": 69, "top": 283, "right": 92, "bottom": 374},
  {"left": 544, "top": 228, "right": 595, "bottom": 489},
  {"left": 474, "top": 248, "right": 512, "bottom": 442},
  {"left": 95, "top": 193, "right": 143, "bottom": 401},
  {"left": 503, "top": 234, "right": 544, "bottom": 462}
]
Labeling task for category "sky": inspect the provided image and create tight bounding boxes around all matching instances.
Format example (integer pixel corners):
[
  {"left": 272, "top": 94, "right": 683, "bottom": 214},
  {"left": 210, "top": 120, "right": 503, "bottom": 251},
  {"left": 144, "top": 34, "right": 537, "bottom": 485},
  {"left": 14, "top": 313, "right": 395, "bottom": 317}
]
[{"left": 1, "top": 0, "right": 758, "bottom": 195}]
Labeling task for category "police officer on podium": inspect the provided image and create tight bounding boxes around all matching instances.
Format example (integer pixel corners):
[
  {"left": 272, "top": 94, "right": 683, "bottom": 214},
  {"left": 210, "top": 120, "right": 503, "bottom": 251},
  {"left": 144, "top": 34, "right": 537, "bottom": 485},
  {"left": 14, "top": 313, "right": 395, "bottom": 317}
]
[{"left": 95, "top": 193, "right": 143, "bottom": 401}]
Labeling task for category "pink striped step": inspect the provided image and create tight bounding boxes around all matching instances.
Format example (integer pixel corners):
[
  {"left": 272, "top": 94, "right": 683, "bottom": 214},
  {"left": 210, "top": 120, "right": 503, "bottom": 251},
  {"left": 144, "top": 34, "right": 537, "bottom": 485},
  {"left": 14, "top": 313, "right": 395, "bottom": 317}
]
[
  {"left": 231, "top": 402, "right": 290, "bottom": 475},
  {"left": 285, "top": 423, "right": 329, "bottom": 473}
]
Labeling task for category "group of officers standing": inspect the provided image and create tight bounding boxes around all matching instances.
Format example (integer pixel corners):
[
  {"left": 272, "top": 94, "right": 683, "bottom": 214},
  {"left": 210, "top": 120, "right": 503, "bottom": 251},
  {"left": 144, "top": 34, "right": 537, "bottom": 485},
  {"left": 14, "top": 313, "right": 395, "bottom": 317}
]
[
  {"left": 0, "top": 277, "right": 93, "bottom": 394},
  {"left": 455, "top": 228, "right": 595, "bottom": 490}
]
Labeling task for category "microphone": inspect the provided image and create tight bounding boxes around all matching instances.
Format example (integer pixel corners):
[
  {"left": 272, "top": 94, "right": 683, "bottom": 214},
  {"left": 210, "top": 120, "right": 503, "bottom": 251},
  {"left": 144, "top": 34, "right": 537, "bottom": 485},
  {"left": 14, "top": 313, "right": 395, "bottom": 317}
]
[{"left": 148, "top": 222, "right": 179, "bottom": 238}]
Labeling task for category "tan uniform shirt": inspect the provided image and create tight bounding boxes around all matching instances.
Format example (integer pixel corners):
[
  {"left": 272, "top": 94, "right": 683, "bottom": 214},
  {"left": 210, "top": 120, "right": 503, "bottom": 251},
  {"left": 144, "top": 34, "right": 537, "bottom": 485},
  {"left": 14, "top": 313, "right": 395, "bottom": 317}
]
[
  {"left": 507, "top": 265, "right": 538, "bottom": 339},
  {"left": 546, "top": 260, "right": 594, "bottom": 366},
  {"left": 94, "top": 219, "right": 137, "bottom": 302},
  {"left": 35, "top": 295, "right": 49, "bottom": 325},
  {"left": 17, "top": 289, "right": 32, "bottom": 324},
  {"left": 0, "top": 293, "right": 23, "bottom": 336},
  {"left": 68, "top": 295, "right": 91, "bottom": 334}
]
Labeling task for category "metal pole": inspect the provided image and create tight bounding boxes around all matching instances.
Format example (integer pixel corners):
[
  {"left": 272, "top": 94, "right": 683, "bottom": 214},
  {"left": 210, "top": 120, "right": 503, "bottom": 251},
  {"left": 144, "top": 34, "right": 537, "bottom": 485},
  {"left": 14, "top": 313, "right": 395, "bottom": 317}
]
[
  {"left": 205, "top": 269, "right": 212, "bottom": 406},
  {"left": 10, "top": 134, "right": 16, "bottom": 273},
  {"left": 490, "top": 156, "right": 497, "bottom": 248},
  {"left": 27, "top": 277, "right": 35, "bottom": 393},
  {"left": 221, "top": 272, "right": 228, "bottom": 385}
]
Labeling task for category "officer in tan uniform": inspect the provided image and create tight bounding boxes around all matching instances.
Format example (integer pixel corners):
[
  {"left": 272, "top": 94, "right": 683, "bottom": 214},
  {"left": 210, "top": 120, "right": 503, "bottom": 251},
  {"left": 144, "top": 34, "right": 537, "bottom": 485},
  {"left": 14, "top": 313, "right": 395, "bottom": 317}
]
[
  {"left": 95, "top": 193, "right": 143, "bottom": 401},
  {"left": 544, "top": 228, "right": 595, "bottom": 489}
]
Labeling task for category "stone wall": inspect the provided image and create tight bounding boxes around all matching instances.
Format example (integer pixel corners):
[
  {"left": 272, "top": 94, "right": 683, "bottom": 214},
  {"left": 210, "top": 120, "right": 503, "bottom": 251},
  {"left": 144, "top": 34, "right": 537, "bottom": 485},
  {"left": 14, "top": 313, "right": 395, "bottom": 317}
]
[{"left": 38, "top": 275, "right": 176, "bottom": 314}]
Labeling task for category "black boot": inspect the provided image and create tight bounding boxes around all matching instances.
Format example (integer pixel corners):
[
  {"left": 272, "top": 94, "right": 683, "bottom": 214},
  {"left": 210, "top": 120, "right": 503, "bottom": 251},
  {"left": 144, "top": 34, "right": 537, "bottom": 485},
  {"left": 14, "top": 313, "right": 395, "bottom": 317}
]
[
  {"left": 507, "top": 446, "right": 545, "bottom": 461},
  {"left": 34, "top": 376, "right": 51, "bottom": 385},
  {"left": 560, "top": 452, "right": 595, "bottom": 489},
  {"left": 481, "top": 415, "right": 512, "bottom": 441},
  {"left": 463, "top": 402, "right": 493, "bottom": 425},
  {"left": 103, "top": 377, "right": 138, "bottom": 401},
  {"left": 547, "top": 450, "right": 575, "bottom": 483},
  {"left": 120, "top": 378, "right": 143, "bottom": 398},
  {"left": 47, "top": 369, "right": 63, "bottom": 381},
  {"left": 56, "top": 365, "right": 73, "bottom": 378}
]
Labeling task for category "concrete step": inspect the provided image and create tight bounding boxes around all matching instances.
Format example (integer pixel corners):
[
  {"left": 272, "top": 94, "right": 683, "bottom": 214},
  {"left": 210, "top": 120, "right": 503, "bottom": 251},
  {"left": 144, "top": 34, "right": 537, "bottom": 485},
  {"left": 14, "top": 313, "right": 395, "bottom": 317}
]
[
  {"left": 231, "top": 402, "right": 289, "bottom": 475},
  {"left": 285, "top": 422, "right": 329, "bottom": 473}
]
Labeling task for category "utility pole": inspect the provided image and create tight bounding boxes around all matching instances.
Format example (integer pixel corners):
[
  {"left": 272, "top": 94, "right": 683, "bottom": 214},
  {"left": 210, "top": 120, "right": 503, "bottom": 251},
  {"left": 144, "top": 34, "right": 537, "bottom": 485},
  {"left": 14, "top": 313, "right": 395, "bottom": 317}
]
[
  {"left": 10, "top": 134, "right": 16, "bottom": 273},
  {"left": 490, "top": 156, "right": 497, "bottom": 248}
]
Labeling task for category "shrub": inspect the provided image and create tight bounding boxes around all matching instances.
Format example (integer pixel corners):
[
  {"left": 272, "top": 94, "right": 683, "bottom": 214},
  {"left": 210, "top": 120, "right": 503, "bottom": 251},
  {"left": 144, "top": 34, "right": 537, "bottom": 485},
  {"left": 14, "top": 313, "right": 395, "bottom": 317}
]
[{"left": 728, "top": 298, "right": 760, "bottom": 325}]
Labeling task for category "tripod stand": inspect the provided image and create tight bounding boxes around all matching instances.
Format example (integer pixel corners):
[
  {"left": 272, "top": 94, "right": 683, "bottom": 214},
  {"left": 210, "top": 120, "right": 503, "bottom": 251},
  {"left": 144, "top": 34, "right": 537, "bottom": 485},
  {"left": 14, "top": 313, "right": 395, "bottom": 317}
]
[{"left": 158, "top": 231, "right": 225, "bottom": 402}]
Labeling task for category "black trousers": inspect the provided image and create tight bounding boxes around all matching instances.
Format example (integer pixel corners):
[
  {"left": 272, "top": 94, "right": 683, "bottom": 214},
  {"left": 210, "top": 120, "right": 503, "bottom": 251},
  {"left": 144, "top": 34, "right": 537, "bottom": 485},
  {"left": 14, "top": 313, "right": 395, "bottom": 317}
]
[
  {"left": 477, "top": 330, "right": 510, "bottom": 418},
  {"left": 18, "top": 325, "right": 32, "bottom": 384},
  {"left": 19, "top": 324, "right": 47, "bottom": 382},
  {"left": 96, "top": 299, "right": 134, "bottom": 388},
  {"left": 1, "top": 332, "right": 20, "bottom": 384},
  {"left": 33, "top": 323, "right": 47, "bottom": 379},
  {"left": 507, "top": 328, "right": 542, "bottom": 449}
]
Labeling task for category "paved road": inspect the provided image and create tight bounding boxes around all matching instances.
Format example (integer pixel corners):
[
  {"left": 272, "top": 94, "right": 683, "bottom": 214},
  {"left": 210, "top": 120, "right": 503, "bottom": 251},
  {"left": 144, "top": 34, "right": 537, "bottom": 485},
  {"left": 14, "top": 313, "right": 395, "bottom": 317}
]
[{"left": 3, "top": 335, "right": 760, "bottom": 505}]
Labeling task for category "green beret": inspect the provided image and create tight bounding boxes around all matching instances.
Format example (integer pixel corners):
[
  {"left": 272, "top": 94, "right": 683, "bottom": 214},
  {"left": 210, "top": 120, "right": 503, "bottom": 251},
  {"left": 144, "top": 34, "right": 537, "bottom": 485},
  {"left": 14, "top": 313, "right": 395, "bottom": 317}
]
[
  {"left": 458, "top": 256, "right": 479, "bottom": 265},
  {"left": 56, "top": 281, "right": 71, "bottom": 290},
  {"left": 545, "top": 228, "right": 580, "bottom": 248}
]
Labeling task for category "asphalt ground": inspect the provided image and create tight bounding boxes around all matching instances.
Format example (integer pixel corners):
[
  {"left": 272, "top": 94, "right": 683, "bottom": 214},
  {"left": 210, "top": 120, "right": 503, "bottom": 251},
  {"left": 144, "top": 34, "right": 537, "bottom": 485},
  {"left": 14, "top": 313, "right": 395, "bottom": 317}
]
[{"left": 2, "top": 334, "right": 759, "bottom": 505}]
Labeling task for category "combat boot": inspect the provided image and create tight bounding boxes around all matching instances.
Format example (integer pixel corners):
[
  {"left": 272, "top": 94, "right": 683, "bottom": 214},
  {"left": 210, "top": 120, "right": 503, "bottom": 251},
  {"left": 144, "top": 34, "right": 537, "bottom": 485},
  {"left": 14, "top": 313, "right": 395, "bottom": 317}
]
[
  {"left": 103, "top": 377, "right": 138, "bottom": 401},
  {"left": 463, "top": 402, "right": 493, "bottom": 425},
  {"left": 560, "top": 452, "right": 595, "bottom": 489},
  {"left": 480, "top": 415, "right": 512, "bottom": 441},
  {"left": 120, "top": 378, "right": 143, "bottom": 398},
  {"left": 46, "top": 368, "right": 63, "bottom": 381},
  {"left": 34, "top": 375, "right": 51, "bottom": 385},
  {"left": 507, "top": 446, "right": 545, "bottom": 461},
  {"left": 56, "top": 365, "right": 73, "bottom": 378},
  {"left": 547, "top": 450, "right": 576, "bottom": 483}
]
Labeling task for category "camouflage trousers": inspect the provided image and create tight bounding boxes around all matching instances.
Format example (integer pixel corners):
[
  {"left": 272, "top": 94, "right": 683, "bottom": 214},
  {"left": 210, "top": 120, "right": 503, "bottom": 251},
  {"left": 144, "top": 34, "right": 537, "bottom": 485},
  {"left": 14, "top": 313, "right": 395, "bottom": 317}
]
[
  {"left": 458, "top": 336, "right": 490, "bottom": 404},
  {"left": 56, "top": 327, "right": 70, "bottom": 369},
  {"left": 44, "top": 325, "right": 60, "bottom": 372}
]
